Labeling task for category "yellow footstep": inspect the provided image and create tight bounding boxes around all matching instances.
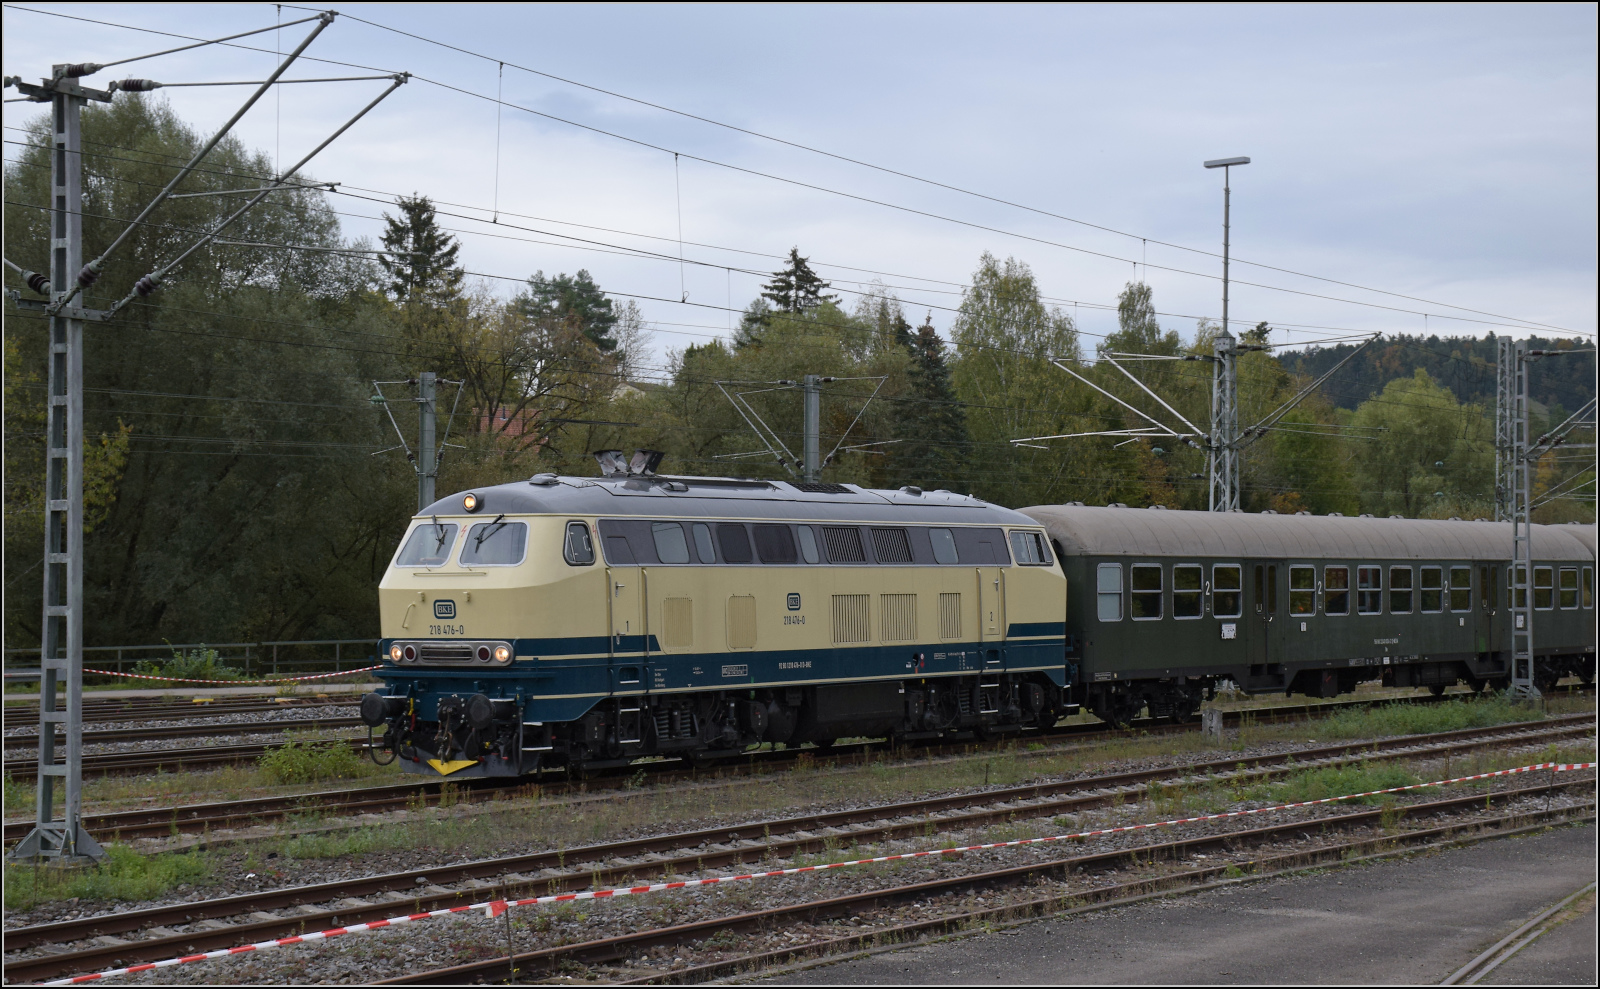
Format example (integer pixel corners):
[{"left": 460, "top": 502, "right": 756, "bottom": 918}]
[
  {"left": 191, "top": 697, "right": 214, "bottom": 704},
  {"left": 427, "top": 759, "right": 479, "bottom": 775}
]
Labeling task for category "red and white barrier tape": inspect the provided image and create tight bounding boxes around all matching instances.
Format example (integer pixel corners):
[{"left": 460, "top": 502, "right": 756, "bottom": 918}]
[
  {"left": 82, "top": 667, "right": 380, "bottom": 686},
  {"left": 41, "top": 760, "right": 1597, "bottom": 985}
]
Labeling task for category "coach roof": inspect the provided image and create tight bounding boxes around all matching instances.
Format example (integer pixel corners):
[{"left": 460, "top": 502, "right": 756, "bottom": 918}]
[
  {"left": 1020, "top": 504, "right": 1596, "bottom": 562},
  {"left": 419, "top": 475, "right": 1038, "bottom": 526}
]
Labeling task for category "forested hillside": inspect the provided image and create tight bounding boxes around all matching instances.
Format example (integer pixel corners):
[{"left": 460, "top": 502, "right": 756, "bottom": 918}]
[{"left": 4, "top": 99, "right": 1593, "bottom": 649}]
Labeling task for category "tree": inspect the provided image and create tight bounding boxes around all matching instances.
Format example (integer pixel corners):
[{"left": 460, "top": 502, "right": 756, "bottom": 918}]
[
  {"left": 1242, "top": 320, "right": 1271, "bottom": 346},
  {"left": 890, "top": 314, "right": 968, "bottom": 489},
  {"left": 1101, "top": 281, "right": 1180, "bottom": 356},
  {"left": 515, "top": 269, "right": 618, "bottom": 351},
  {"left": 377, "top": 195, "right": 463, "bottom": 304},
  {"left": 761, "top": 247, "right": 838, "bottom": 313},
  {"left": 1348, "top": 368, "right": 1492, "bottom": 518}
]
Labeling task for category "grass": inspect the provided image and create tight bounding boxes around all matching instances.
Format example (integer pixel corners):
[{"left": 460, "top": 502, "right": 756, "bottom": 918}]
[
  {"left": 257, "top": 736, "right": 384, "bottom": 786},
  {"left": 1309, "top": 697, "right": 1544, "bottom": 740},
  {"left": 4, "top": 844, "right": 213, "bottom": 912},
  {"left": 1245, "top": 763, "right": 1419, "bottom": 806}
]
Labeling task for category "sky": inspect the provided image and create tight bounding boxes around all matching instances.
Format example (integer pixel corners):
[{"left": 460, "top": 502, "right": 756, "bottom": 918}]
[{"left": 4, "top": 3, "right": 1595, "bottom": 377}]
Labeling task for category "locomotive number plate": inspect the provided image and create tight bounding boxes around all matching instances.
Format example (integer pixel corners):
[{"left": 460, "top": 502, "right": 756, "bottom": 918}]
[{"left": 428, "top": 624, "right": 467, "bottom": 635}]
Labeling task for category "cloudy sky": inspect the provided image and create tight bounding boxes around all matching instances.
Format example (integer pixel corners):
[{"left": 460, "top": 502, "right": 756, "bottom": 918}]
[{"left": 5, "top": 3, "right": 1594, "bottom": 375}]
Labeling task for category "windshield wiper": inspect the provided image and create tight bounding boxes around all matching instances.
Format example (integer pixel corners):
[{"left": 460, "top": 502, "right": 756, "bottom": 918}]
[
  {"left": 475, "top": 514, "right": 507, "bottom": 550},
  {"left": 430, "top": 514, "right": 450, "bottom": 553}
]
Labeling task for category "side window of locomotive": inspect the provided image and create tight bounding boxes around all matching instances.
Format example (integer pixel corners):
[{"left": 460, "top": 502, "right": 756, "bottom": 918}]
[
  {"left": 796, "top": 525, "right": 821, "bottom": 564},
  {"left": 1289, "top": 565, "right": 1316, "bottom": 615},
  {"left": 1172, "top": 564, "right": 1202, "bottom": 619},
  {"left": 395, "top": 521, "right": 458, "bottom": 568},
  {"left": 754, "top": 524, "right": 798, "bottom": 564},
  {"left": 651, "top": 522, "right": 691, "bottom": 564},
  {"left": 1419, "top": 566, "right": 1444, "bottom": 613},
  {"left": 718, "top": 523, "right": 754, "bottom": 564},
  {"left": 1558, "top": 567, "right": 1578, "bottom": 610},
  {"left": 871, "top": 527, "right": 913, "bottom": 564},
  {"left": 1450, "top": 566, "right": 1472, "bottom": 612},
  {"left": 1357, "top": 566, "right": 1382, "bottom": 614},
  {"left": 1324, "top": 566, "right": 1350, "bottom": 616},
  {"left": 1008, "top": 530, "right": 1052, "bottom": 565},
  {"left": 1212, "top": 565, "right": 1242, "bottom": 618},
  {"left": 1389, "top": 566, "right": 1413, "bottom": 614},
  {"left": 1130, "top": 564, "right": 1162, "bottom": 620},
  {"left": 822, "top": 526, "right": 866, "bottom": 563},
  {"left": 461, "top": 520, "right": 528, "bottom": 566},
  {"left": 1530, "top": 566, "right": 1552, "bottom": 609},
  {"left": 1096, "top": 563, "right": 1123, "bottom": 622},
  {"left": 1584, "top": 567, "right": 1594, "bottom": 609},
  {"left": 563, "top": 522, "right": 595, "bottom": 566},
  {"left": 929, "top": 527, "right": 959, "bottom": 565},
  {"left": 692, "top": 523, "right": 716, "bottom": 563}
]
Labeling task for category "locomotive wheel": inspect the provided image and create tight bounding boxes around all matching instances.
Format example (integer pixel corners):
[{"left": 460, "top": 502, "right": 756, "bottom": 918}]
[{"left": 1428, "top": 684, "right": 1447, "bottom": 697}]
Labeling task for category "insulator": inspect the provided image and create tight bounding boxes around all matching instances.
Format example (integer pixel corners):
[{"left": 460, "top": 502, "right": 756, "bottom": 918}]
[
  {"left": 58, "top": 63, "right": 103, "bottom": 79},
  {"left": 115, "top": 79, "right": 160, "bottom": 93},
  {"left": 24, "top": 270, "right": 50, "bottom": 294},
  {"left": 76, "top": 261, "right": 101, "bottom": 288},
  {"left": 134, "top": 273, "right": 161, "bottom": 297}
]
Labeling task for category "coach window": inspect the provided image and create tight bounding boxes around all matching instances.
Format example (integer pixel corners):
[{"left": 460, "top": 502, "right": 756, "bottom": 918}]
[
  {"left": 796, "top": 525, "right": 821, "bottom": 564},
  {"left": 1131, "top": 564, "right": 1163, "bottom": 620},
  {"left": 397, "top": 521, "right": 458, "bottom": 568},
  {"left": 1450, "top": 567, "right": 1472, "bottom": 612},
  {"left": 929, "top": 528, "right": 959, "bottom": 565},
  {"left": 1584, "top": 567, "right": 1594, "bottom": 609},
  {"left": 718, "top": 523, "right": 754, "bottom": 564},
  {"left": 1389, "top": 567, "right": 1413, "bottom": 614},
  {"left": 1097, "top": 563, "right": 1123, "bottom": 622},
  {"left": 1213, "top": 565, "right": 1242, "bottom": 618},
  {"left": 1324, "top": 566, "right": 1350, "bottom": 616},
  {"left": 562, "top": 522, "right": 594, "bottom": 566},
  {"left": 1288, "top": 566, "right": 1315, "bottom": 615},
  {"left": 651, "top": 522, "right": 691, "bottom": 564},
  {"left": 1558, "top": 567, "right": 1579, "bottom": 610},
  {"left": 1172, "top": 564, "right": 1203, "bottom": 618},
  {"left": 692, "top": 523, "right": 716, "bottom": 563},
  {"left": 1533, "top": 566, "right": 1554, "bottom": 610},
  {"left": 754, "top": 524, "right": 798, "bottom": 564},
  {"left": 1357, "top": 566, "right": 1382, "bottom": 614},
  {"left": 461, "top": 519, "right": 528, "bottom": 566},
  {"left": 1420, "top": 566, "right": 1444, "bottom": 613}
]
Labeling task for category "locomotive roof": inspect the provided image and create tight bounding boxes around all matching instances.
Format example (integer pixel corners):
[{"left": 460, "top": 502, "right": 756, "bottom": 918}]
[
  {"left": 1019, "top": 504, "right": 1596, "bottom": 562},
  {"left": 418, "top": 474, "right": 1037, "bottom": 526}
]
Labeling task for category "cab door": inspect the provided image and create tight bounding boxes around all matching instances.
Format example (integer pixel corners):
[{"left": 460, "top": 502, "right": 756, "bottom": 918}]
[
  {"left": 977, "top": 566, "right": 1006, "bottom": 674},
  {"left": 606, "top": 564, "right": 645, "bottom": 683}
]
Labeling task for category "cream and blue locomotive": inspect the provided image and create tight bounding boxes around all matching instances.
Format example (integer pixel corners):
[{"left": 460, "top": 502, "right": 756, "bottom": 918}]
[{"left": 361, "top": 456, "right": 1070, "bottom": 777}]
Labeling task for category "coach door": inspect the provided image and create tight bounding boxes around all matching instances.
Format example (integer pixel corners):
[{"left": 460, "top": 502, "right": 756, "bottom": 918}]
[
  {"left": 1250, "top": 562, "right": 1283, "bottom": 673},
  {"left": 1476, "top": 564, "right": 1496, "bottom": 657}
]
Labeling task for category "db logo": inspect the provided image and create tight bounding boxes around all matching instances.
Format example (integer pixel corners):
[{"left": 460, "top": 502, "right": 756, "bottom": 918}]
[
  {"left": 787, "top": 593, "right": 801, "bottom": 611},
  {"left": 433, "top": 599, "right": 456, "bottom": 619}
]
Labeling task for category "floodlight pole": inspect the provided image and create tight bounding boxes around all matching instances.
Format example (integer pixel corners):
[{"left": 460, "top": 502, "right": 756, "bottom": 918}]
[
  {"left": 8, "top": 68, "right": 113, "bottom": 864},
  {"left": 1203, "top": 156, "right": 1249, "bottom": 512}
]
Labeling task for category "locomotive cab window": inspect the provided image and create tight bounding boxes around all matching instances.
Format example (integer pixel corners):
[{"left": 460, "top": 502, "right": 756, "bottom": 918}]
[
  {"left": 396, "top": 521, "right": 458, "bottom": 568},
  {"left": 1009, "top": 530, "right": 1052, "bottom": 565},
  {"left": 1389, "top": 566, "right": 1413, "bottom": 614},
  {"left": 718, "top": 523, "right": 754, "bottom": 564},
  {"left": 692, "top": 523, "right": 716, "bottom": 563},
  {"left": 755, "top": 524, "right": 798, "bottom": 564},
  {"left": 563, "top": 522, "right": 595, "bottom": 566},
  {"left": 1357, "top": 566, "right": 1382, "bottom": 614},
  {"left": 1173, "top": 564, "right": 1202, "bottom": 618},
  {"left": 1533, "top": 566, "right": 1553, "bottom": 610},
  {"left": 1131, "top": 564, "right": 1162, "bottom": 620},
  {"left": 1212, "top": 565, "right": 1242, "bottom": 618},
  {"left": 461, "top": 519, "right": 528, "bottom": 566},
  {"left": 1096, "top": 563, "right": 1123, "bottom": 622},
  {"left": 1558, "top": 567, "right": 1578, "bottom": 609},
  {"left": 1450, "top": 567, "right": 1472, "bottom": 612},
  {"left": 1289, "top": 566, "right": 1315, "bottom": 615},
  {"left": 1420, "top": 566, "right": 1444, "bottom": 613},
  {"left": 1324, "top": 566, "right": 1350, "bottom": 616},
  {"left": 651, "top": 522, "right": 691, "bottom": 564},
  {"left": 929, "top": 527, "right": 959, "bottom": 565}
]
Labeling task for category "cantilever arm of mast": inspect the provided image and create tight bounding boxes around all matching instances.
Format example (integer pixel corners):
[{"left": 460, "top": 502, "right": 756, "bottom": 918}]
[
  {"left": 1236, "top": 334, "right": 1377, "bottom": 448},
  {"left": 1102, "top": 355, "right": 1205, "bottom": 436},
  {"left": 1047, "top": 360, "right": 1184, "bottom": 437}
]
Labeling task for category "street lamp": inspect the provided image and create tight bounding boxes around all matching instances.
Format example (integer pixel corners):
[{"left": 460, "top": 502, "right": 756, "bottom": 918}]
[{"left": 1203, "top": 156, "right": 1250, "bottom": 341}]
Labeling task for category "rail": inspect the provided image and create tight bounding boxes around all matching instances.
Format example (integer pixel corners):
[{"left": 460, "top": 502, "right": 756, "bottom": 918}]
[{"left": 2, "top": 638, "right": 380, "bottom": 680}]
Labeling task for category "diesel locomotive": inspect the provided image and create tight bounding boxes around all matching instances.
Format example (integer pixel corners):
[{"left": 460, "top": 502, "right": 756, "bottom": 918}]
[{"left": 360, "top": 456, "right": 1596, "bottom": 777}]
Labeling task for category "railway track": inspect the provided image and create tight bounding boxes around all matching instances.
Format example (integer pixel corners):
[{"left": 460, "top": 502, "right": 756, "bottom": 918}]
[
  {"left": 1, "top": 691, "right": 1582, "bottom": 843},
  {"left": 2, "top": 736, "right": 372, "bottom": 781},
  {"left": 2, "top": 695, "right": 355, "bottom": 725},
  {"left": 3, "top": 715, "right": 363, "bottom": 750},
  {"left": 4, "top": 716, "right": 1590, "bottom": 984}
]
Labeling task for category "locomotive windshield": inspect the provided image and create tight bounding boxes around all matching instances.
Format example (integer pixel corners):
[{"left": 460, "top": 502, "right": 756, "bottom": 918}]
[
  {"left": 461, "top": 520, "right": 528, "bottom": 566},
  {"left": 395, "top": 521, "right": 458, "bottom": 567}
]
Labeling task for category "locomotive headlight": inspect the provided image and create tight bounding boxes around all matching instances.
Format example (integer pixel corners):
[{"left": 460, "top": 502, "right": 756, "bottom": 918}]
[
  {"left": 476, "top": 644, "right": 492, "bottom": 662},
  {"left": 388, "top": 644, "right": 402, "bottom": 662},
  {"left": 402, "top": 644, "right": 417, "bottom": 662},
  {"left": 463, "top": 492, "right": 480, "bottom": 512},
  {"left": 494, "top": 645, "right": 511, "bottom": 663}
]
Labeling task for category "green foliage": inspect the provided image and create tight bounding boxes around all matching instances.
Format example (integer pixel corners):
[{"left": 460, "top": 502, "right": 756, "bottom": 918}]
[
  {"left": 1255, "top": 764, "right": 1418, "bottom": 805},
  {"left": 5, "top": 844, "right": 211, "bottom": 910},
  {"left": 760, "top": 247, "right": 839, "bottom": 314},
  {"left": 257, "top": 738, "right": 375, "bottom": 785},
  {"left": 378, "top": 194, "right": 463, "bottom": 304},
  {"left": 1348, "top": 369, "right": 1493, "bottom": 518},
  {"left": 131, "top": 647, "right": 246, "bottom": 683},
  {"left": 4, "top": 773, "right": 31, "bottom": 813},
  {"left": 1312, "top": 697, "right": 1541, "bottom": 739},
  {"left": 515, "top": 269, "right": 618, "bottom": 351},
  {"left": 1102, "top": 281, "right": 1181, "bottom": 356}
]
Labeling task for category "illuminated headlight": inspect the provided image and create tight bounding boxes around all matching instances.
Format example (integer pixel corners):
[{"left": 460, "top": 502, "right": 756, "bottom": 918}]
[
  {"left": 494, "top": 645, "right": 511, "bottom": 662},
  {"left": 388, "top": 644, "right": 403, "bottom": 662},
  {"left": 463, "top": 492, "right": 480, "bottom": 512}
]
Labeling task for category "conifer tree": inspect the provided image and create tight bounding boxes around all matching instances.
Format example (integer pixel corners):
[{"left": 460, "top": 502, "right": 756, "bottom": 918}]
[
  {"left": 892, "top": 314, "right": 968, "bottom": 487},
  {"left": 378, "top": 194, "right": 463, "bottom": 304},
  {"left": 514, "top": 269, "right": 619, "bottom": 351},
  {"left": 761, "top": 247, "right": 838, "bottom": 313}
]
